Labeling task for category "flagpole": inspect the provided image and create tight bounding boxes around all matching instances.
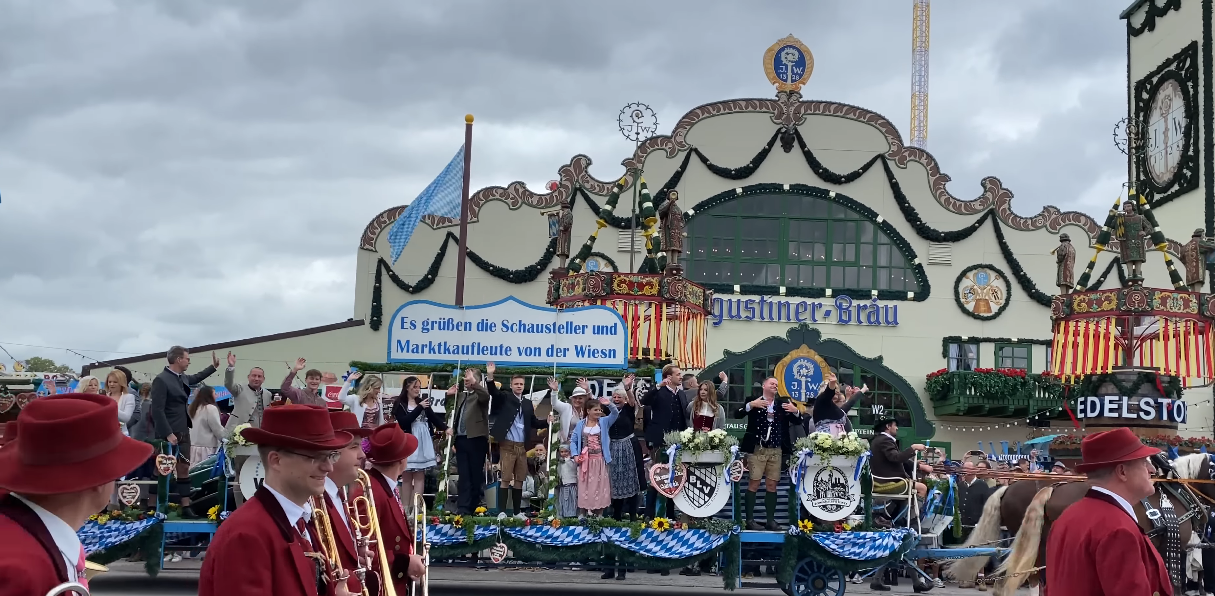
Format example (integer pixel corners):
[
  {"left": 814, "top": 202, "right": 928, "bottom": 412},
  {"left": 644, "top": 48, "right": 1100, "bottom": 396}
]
[{"left": 455, "top": 114, "right": 474, "bottom": 307}]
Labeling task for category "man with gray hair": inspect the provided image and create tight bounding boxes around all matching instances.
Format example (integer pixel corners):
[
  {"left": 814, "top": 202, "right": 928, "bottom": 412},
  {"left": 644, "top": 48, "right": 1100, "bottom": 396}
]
[{"left": 151, "top": 345, "right": 218, "bottom": 517}]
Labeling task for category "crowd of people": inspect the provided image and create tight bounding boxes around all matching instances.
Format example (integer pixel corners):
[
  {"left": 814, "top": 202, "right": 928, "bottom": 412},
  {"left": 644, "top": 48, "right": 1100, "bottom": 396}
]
[{"left": 0, "top": 343, "right": 1108, "bottom": 592}]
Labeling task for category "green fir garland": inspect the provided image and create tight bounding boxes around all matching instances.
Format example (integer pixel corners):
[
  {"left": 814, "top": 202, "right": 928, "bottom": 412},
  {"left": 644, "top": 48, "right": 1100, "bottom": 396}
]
[
  {"left": 569, "top": 178, "right": 628, "bottom": 273},
  {"left": 368, "top": 234, "right": 556, "bottom": 331},
  {"left": 86, "top": 522, "right": 165, "bottom": 577},
  {"left": 1075, "top": 371, "right": 1184, "bottom": 402}
]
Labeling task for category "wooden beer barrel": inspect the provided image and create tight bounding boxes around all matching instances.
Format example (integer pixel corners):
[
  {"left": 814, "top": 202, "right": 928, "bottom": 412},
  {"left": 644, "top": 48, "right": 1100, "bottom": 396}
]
[{"left": 1074, "top": 368, "right": 1184, "bottom": 439}]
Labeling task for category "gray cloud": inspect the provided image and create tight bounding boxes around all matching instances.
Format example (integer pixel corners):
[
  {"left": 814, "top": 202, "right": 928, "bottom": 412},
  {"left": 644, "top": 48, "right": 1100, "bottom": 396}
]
[{"left": 0, "top": 0, "right": 1136, "bottom": 369}]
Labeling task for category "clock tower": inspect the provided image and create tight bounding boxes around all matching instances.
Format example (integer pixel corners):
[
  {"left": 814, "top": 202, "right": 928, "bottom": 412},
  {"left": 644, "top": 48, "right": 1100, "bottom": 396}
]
[{"left": 1122, "top": 0, "right": 1205, "bottom": 236}]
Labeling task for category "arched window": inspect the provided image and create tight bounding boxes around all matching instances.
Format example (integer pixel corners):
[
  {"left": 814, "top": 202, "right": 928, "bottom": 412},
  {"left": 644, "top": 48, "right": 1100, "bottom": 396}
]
[{"left": 684, "top": 192, "right": 921, "bottom": 291}]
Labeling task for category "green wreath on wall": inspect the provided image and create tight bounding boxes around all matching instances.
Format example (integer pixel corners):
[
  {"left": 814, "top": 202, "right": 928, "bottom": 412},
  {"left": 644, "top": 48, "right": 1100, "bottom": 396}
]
[{"left": 953, "top": 263, "right": 1013, "bottom": 321}]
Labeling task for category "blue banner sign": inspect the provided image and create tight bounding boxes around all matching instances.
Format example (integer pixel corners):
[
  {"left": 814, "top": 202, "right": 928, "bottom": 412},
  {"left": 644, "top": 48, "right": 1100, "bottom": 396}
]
[
  {"left": 710, "top": 295, "right": 899, "bottom": 327},
  {"left": 387, "top": 296, "right": 629, "bottom": 369}
]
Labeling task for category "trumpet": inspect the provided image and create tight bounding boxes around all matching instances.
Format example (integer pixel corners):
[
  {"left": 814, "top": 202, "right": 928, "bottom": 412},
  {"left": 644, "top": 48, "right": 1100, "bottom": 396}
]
[
  {"left": 308, "top": 494, "right": 351, "bottom": 591},
  {"left": 349, "top": 469, "right": 397, "bottom": 596},
  {"left": 413, "top": 492, "right": 430, "bottom": 596},
  {"left": 45, "top": 560, "right": 108, "bottom": 595},
  {"left": 45, "top": 584, "right": 89, "bottom": 596}
]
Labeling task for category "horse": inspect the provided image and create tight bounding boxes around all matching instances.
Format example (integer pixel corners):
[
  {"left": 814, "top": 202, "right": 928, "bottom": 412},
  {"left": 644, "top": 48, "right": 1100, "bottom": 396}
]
[{"left": 946, "top": 453, "right": 1215, "bottom": 596}]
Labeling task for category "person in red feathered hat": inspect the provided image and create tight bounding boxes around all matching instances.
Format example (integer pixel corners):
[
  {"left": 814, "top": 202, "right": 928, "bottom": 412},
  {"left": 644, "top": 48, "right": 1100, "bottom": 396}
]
[
  {"left": 199, "top": 404, "right": 356, "bottom": 596},
  {"left": 1045, "top": 427, "right": 1171, "bottom": 596},
  {"left": 0, "top": 393, "right": 154, "bottom": 596},
  {"left": 349, "top": 423, "right": 423, "bottom": 595}
]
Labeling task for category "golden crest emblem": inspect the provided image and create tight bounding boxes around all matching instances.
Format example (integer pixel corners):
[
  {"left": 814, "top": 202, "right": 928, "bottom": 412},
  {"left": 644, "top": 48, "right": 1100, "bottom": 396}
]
[
  {"left": 774, "top": 345, "right": 830, "bottom": 407},
  {"left": 764, "top": 35, "right": 814, "bottom": 92}
]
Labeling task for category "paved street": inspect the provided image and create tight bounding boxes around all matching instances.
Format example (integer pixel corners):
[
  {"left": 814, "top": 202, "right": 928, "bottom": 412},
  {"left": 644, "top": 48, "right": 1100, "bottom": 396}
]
[{"left": 91, "top": 561, "right": 1031, "bottom": 595}]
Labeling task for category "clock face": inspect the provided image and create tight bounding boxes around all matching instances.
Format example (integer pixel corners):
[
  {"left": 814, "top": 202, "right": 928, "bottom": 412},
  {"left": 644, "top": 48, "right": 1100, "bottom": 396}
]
[{"left": 1146, "top": 78, "right": 1189, "bottom": 186}]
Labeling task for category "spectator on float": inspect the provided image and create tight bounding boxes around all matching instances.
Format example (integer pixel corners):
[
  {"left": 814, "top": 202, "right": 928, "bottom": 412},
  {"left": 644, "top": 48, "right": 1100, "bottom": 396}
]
[
  {"left": 687, "top": 376, "right": 728, "bottom": 432},
  {"left": 641, "top": 364, "right": 689, "bottom": 520},
  {"left": 339, "top": 372, "right": 388, "bottom": 431},
  {"left": 556, "top": 445, "right": 578, "bottom": 517},
  {"left": 77, "top": 375, "right": 101, "bottom": 394},
  {"left": 487, "top": 364, "right": 548, "bottom": 518},
  {"left": 445, "top": 367, "right": 490, "bottom": 514},
  {"left": 128, "top": 383, "right": 156, "bottom": 480},
  {"left": 221, "top": 351, "right": 272, "bottom": 432},
  {"left": 1016, "top": 457, "right": 1031, "bottom": 473},
  {"left": 188, "top": 385, "right": 225, "bottom": 464},
  {"left": 607, "top": 379, "right": 641, "bottom": 521},
  {"left": 735, "top": 376, "right": 803, "bottom": 531},
  {"left": 152, "top": 346, "right": 219, "bottom": 517},
  {"left": 392, "top": 376, "right": 444, "bottom": 510},
  {"left": 546, "top": 377, "right": 587, "bottom": 444},
  {"left": 105, "top": 370, "right": 138, "bottom": 435},
  {"left": 570, "top": 394, "right": 618, "bottom": 517},
  {"left": 279, "top": 357, "right": 325, "bottom": 406},
  {"left": 1051, "top": 461, "right": 1068, "bottom": 474}
]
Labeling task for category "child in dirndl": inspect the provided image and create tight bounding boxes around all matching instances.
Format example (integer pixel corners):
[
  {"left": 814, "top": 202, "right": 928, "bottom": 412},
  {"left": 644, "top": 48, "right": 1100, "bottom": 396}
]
[
  {"left": 556, "top": 445, "right": 579, "bottom": 517},
  {"left": 570, "top": 397, "right": 619, "bottom": 515}
]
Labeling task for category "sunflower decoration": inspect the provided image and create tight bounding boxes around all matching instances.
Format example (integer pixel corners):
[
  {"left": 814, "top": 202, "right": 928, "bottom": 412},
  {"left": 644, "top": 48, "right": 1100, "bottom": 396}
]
[
  {"left": 88, "top": 514, "right": 99, "bottom": 522},
  {"left": 474, "top": 506, "right": 487, "bottom": 515},
  {"left": 96, "top": 514, "right": 110, "bottom": 525},
  {"left": 841, "top": 521, "right": 852, "bottom": 531},
  {"left": 208, "top": 505, "right": 221, "bottom": 521},
  {"left": 452, "top": 515, "right": 464, "bottom": 528},
  {"left": 650, "top": 517, "right": 672, "bottom": 532},
  {"left": 797, "top": 519, "right": 814, "bottom": 533}
]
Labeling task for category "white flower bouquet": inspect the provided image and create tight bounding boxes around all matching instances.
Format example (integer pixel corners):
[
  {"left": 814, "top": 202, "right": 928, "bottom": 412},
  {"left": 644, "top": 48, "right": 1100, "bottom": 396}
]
[
  {"left": 793, "top": 431, "right": 867, "bottom": 464},
  {"left": 664, "top": 428, "right": 738, "bottom": 465}
]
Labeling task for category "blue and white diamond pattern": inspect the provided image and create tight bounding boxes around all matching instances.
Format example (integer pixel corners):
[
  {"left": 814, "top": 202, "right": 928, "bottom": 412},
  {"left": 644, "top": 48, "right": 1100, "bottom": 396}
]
[
  {"left": 507, "top": 525, "right": 598, "bottom": 546},
  {"left": 428, "top": 524, "right": 497, "bottom": 546},
  {"left": 807, "top": 528, "right": 916, "bottom": 561},
  {"left": 78, "top": 518, "right": 161, "bottom": 555},
  {"left": 601, "top": 527, "right": 729, "bottom": 559}
]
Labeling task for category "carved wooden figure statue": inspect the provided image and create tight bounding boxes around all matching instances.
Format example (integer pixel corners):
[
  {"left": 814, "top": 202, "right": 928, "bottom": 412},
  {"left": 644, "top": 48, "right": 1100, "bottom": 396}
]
[
  {"left": 659, "top": 190, "right": 685, "bottom": 273},
  {"left": 1181, "top": 228, "right": 1215, "bottom": 291},
  {"left": 1116, "top": 200, "right": 1152, "bottom": 283},
  {"left": 555, "top": 200, "right": 573, "bottom": 269},
  {"left": 1054, "top": 233, "right": 1075, "bottom": 295}
]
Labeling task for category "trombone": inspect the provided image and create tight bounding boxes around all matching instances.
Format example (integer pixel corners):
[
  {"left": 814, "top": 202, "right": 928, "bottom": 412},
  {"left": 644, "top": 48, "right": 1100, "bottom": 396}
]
[
  {"left": 348, "top": 469, "right": 396, "bottom": 596},
  {"left": 413, "top": 492, "right": 430, "bottom": 596},
  {"left": 308, "top": 494, "right": 352, "bottom": 592}
]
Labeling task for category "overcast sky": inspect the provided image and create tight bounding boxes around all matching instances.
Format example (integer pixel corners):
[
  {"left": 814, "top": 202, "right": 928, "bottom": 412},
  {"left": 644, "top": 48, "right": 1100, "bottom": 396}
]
[{"left": 0, "top": 0, "right": 1131, "bottom": 370}]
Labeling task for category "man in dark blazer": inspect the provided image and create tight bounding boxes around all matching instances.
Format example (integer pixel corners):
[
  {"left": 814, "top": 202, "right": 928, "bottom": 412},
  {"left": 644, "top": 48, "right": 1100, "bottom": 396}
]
[
  {"left": 732, "top": 376, "right": 801, "bottom": 530},
  {"left": 444, "top": 366, "right": 491, "bottom": 514},
  {"left": 151, "top": 345, "right": 219, "bottom": 516},
  {"left": 868, "top": 416, "right": 930, "bottom": 592},
  {"left": 640, "top": 363, "right": 688, "bottom": 520},
  {"left": 487, "top": 369, "right": 547, "bottom": 517},
  {"left": 955, "top": 461, "right": 993, "bottom": 544}
]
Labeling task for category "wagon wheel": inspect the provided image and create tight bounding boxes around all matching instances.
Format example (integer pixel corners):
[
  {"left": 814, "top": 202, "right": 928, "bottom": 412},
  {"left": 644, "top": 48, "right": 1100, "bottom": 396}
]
[{"left": 787, "top": 557, "right": 845, "bottom": 596}]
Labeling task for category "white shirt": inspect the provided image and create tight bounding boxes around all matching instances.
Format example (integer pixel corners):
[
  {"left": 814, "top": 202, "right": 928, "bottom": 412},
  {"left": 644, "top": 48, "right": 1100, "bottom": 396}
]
[
  {"left": 264, "top": 483, "right": 313, "bottom": 530},
  {"left": 323, "top": 478, "right": 350, "bottom": 529},
  {"left": 1091, "top": 486, "right": 1137, "bottom": 521},
  {"left": 13, "top": 494, "right": 81, "bottom": 582}
]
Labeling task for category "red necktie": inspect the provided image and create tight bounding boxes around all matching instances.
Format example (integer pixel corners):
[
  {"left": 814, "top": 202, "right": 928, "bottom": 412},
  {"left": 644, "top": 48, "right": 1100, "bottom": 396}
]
[
  {"left": 295, "top": 518, "right": 316, "bottom": 551},
  {"left": 76, "top": 544, "right": 89, "bottom": 589}
]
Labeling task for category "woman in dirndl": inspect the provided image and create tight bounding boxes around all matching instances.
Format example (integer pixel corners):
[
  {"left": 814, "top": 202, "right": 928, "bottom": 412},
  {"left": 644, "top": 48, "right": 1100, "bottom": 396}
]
[
  {"left": 570, "top": 396, "right": 619, "bottom": 515},
  {"left": 391, "top": 376, "right": 445, "bottom": 513},
  {"left": 606, "top": 379, "right": 640, "bottom": 519}
]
